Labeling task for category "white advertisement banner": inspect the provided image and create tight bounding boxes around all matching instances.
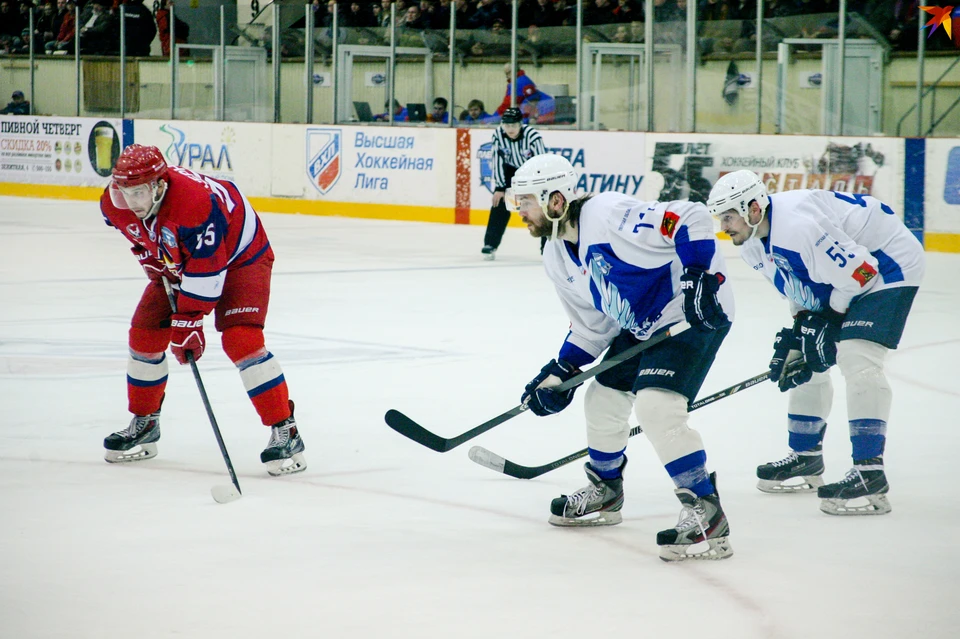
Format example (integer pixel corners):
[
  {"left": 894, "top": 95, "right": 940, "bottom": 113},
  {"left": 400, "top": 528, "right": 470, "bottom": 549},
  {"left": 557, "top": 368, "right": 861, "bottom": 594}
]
[
  {"left": 924, "top": 139, "right": 960, "bottom": 234},
  {"left": 643, "top": 133, "right": 904, "bottom": 216},
  {"left": 132, "top": 119, "right": 273, "bottom": 197},
  {"left": 303, "top": 126, "right": 456, "bottom": 207},
  {"left": 468, "top": 128, "right": 650, "bottom": 211},
  {"left": 0, "top": 116, "right": 122, "bottom": 186}
]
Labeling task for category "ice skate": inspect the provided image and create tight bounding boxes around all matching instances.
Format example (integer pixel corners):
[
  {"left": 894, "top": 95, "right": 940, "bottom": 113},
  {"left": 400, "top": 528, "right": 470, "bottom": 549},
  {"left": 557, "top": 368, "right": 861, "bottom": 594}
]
[
  {"left": 260, "top": 400, "right": 306, "bottom": 476},
  {"left": 548, "top": 459, "right": 626, "bottom": 527},
  {"left": 104, "top": 410, "right": 161, "bottom": 463},
  {"left": 818, "top": 459, "right": 890, "bottom": 515},
  {"left": 756, "top": 448, "right": 825, "bottom": 493},
  {"left": 481, "top": 245, "right": 497, "bottom": 261},
  {"left": 657, "top": 473, "right": 732, "bottom": 562}
]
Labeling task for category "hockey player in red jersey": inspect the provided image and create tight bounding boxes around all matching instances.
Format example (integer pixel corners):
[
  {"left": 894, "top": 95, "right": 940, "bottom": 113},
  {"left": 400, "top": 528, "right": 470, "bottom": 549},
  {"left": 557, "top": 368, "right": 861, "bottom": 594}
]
[{"left": 99, "top": 144, "right": 306, "bottom": 476}]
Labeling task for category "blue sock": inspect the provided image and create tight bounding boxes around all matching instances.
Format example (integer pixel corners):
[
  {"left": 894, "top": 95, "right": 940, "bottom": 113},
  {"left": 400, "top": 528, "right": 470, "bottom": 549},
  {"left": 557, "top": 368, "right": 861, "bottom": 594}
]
[
  {"left": 665, "top": 450, "right": 714, "bottom": 497},
  {"left": 787, "top": 414, "right": 826, "bottom": 452},
  {"left": 850, "top": 418, "right": 886, "bottom": 462},
  {"left": 588, "top": 448, "right": 625, "bottom": 480}
]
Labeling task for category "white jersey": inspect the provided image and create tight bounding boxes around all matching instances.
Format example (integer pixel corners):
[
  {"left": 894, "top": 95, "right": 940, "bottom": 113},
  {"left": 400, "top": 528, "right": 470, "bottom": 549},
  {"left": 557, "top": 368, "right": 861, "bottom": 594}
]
[
  {"left": 738, "top": 190, "right": 925, "bottom": 315},
  {"left": 544, "top": 191, "right": 734, "bottom": 367}
]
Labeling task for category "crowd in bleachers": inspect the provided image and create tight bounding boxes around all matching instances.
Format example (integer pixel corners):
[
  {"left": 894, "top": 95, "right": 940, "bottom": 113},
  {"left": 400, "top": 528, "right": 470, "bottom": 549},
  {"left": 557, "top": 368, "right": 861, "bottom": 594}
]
[
  {"left": 301, "top": 0, "right": 937, "bottom": 53},
  {"left": 0, "top": 0, "right": 179, "bottom": 56}
]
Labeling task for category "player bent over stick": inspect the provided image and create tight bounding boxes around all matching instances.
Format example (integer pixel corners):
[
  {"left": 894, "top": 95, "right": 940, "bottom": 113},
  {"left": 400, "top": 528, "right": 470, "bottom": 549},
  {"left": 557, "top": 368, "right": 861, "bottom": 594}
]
[
  {"left": 506, "top": 154, "right": 736, "bottom": 561},
  {"left": 707, "top": 171, "right": 924, "bottom": 515},
  {"left": 99, "top": 144, "right": 307, "bottom": 476}
]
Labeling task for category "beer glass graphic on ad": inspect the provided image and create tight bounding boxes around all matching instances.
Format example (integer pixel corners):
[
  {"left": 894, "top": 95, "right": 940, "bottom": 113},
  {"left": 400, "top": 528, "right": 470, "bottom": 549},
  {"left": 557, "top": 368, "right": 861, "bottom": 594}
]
[{"left": 94, "top": 127, "right": 115, "bottom": 171}]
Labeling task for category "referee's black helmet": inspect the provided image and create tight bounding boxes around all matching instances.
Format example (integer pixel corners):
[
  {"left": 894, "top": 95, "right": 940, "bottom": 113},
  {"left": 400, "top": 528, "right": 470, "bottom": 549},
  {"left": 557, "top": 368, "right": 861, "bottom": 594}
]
[{"left": 501, "top": 107, "right": 523, "bottom": 124}]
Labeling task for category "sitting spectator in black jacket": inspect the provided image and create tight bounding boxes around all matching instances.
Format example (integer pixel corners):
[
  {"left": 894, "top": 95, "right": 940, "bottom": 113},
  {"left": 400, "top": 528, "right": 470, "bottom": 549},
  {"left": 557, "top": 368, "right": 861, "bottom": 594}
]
[
  {"left": 1, "top": 90, "right": 30, "bottom": 115},
  {"left": 79, "top": 0, "right": 118, "bottom": 55}
]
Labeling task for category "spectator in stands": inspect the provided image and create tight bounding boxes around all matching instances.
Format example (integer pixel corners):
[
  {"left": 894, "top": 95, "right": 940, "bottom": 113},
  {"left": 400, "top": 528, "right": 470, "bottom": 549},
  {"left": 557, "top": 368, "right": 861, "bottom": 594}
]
[
  {"left": 613, "top": 0, "right": 642, "bottom": 22},
  {"left": 33, "top": 1, "right": 59, "bottom": 53},
  {"left": 469, "top": 0, "right": 504, "bottom": 29},
  {"left": 374, "top": 99, "right": 409, "bottom": 122},
  {"left": 586, "top": 0, "right": 620, "bottom": 25},
  {"left": 156, "top": 0, "right": 187, "bottom": 57},
  {"left": 461, "top": 99, "right": 492, "bottom": 124},
  {"left": 864, "top": 0, "right": 919, "bottom": 51},
  {"left": 1, "top": 90, "right": 30, "bottom": 115},
  {"left": 453, "top": 0, "right": 472, "bottom": 28},
  {"left": 402, "top": 3, "right": 429, "bottom": 29},
  {"left": 0, "top": 0, "right": 25, "bottom": 53},
  {"left": 46, "top": 0, "right": 75, "bottom": 54},
  {"left": 119, "top": 0, "right": 156, "bottom": 56},
  {"left": 79, "top": 0, "right": 118, "bottom": 55},
  {"left": 343, "top": 2, "right": 375, "bottom": 28},
  {"left": 428, "top": 97, "right": 456, "bottom": 123},
  {"left": 529, "top": 0, "right": 561, "bottom": 27}
]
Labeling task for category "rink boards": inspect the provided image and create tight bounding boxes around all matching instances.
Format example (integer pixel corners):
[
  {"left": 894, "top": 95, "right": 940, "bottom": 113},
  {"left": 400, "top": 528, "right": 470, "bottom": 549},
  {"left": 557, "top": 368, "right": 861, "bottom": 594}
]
[{"left": 0, "top": 115, "right": 956, "bottom": 252}]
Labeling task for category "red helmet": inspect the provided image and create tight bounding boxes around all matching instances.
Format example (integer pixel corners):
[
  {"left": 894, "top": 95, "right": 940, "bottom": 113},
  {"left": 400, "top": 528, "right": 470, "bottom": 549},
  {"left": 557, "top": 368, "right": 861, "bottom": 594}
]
[{"left": 112, "top": 144, "right": 168, "bottom": 187}]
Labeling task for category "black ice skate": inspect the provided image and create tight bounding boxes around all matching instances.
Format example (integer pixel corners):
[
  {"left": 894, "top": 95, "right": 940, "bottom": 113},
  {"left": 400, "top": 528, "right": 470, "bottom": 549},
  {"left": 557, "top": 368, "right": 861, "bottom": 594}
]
[
  {"left": 756, "top": 447, "right": 825, "bottom": 494},
  {"left": 260, "top": 400, "right": 306, "bottom": 476},
  {"left": 817, "top": 458, "right": 890, "bottom": 515},
  {"left": 104, "top": 409, "right": 161, "bottom": 463},
  {"left": 481, "top": 245, "right": 497, "bottom": 261},
  {"left": 657, "top": 473, "right": 732, "bottom": 562},
  {"left": 548, "top": 459, "right": 626, "bottom": 527}
]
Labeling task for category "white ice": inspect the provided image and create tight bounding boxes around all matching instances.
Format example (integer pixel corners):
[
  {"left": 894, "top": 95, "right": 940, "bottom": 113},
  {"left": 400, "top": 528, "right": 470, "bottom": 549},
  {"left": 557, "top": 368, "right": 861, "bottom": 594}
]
[{"left": 1, "top": 196, "right": 959, "bottom": 639}]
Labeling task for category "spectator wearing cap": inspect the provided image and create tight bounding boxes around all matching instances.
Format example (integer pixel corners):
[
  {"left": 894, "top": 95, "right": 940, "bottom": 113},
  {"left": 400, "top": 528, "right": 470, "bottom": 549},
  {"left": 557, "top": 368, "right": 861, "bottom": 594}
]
[
  {"left": 481, "top": 107, "right": 547, "bottom": 260},
  {"left": 1, "top": 91, "right": 31, "bottom": 115},
  {"left": 495, "top": 63, "right": 554, "bottom": 122}
]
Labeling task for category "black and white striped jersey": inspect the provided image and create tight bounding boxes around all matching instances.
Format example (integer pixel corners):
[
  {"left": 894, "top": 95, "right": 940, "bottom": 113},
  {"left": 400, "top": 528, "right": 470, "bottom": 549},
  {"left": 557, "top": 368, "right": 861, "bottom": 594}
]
[{"left": 491, "top": 125, "right": 547, "bottom": 191}]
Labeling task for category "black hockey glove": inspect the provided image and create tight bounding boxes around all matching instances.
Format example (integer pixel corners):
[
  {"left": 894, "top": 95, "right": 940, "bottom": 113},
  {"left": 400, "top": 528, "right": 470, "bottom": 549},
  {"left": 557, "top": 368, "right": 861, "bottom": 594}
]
[
  {"left": 798, "top": 310, "right": 843, "bottom": 373},
  {"left": 680, "top": 268, "right": 731, "bottom": 332},
  {"left": 522, "top": 359, "right": 582, "bottom": 417},
  {"left": 777, "top": 358, "right": 814, "bottom": 392},
  {"left": 769, "top": 324, "right": 802, "bottom": 383}
]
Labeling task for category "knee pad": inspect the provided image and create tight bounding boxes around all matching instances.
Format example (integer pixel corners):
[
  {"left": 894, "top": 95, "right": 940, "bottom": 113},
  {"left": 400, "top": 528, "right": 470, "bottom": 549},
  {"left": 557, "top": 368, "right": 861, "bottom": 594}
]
[
  {"left": 584, "top": 382, "right": 634, "bottom": 453},
  {"left": 787, "top": 370, "right": 834, "bottom": 419},
  {"left": 221, "top": 325, "right": 266, "bottom": 364},
  {"left": 838, "top": 339, "right": 891, "bottom": 422},
  {"left": 129, "top": 326, "right": 170, "bottom": 357},
  {"left": 634, "top": 388, "right": 704, "bottom": 465}
]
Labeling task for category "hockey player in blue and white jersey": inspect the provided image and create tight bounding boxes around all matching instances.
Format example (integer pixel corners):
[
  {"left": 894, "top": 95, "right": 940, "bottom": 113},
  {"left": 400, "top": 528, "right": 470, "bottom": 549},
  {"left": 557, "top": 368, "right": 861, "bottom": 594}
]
[
  {"left": 506, "top": 154, "right": 735, "bottom": 562},
  {"left": 707, "top": 170, "right": 925, "bottom": 516}
]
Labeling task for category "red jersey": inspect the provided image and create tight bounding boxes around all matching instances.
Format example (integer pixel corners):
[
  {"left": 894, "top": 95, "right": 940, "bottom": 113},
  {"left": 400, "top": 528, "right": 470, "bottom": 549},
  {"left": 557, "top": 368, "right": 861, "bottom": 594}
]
[{"left": 101, "top": 166, "right": 272, "bottom": 316}]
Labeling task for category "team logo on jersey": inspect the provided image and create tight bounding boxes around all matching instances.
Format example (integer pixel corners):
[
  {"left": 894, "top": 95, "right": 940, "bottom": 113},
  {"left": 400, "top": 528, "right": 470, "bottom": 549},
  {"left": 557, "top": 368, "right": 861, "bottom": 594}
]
[
  {"left": 306, "top": 128, "right": 342, "bottom": 195},
  {"left": 478, "top": 142, "right": 495, "bottom": 194},
  {"left": 772, "top": 253, "right": 793, "bottom": 273},
  {"left": 852, "top": 261, "right": 878, "bottom": 287},
  {"left": 126, "top": 224, "right": 141, "bottom": 240},
  {"left": 660, "top": 211, "right": 680, "bottom": 238},
  {"left": 160, "top": 227, "right": 177, "bottom": 248}
]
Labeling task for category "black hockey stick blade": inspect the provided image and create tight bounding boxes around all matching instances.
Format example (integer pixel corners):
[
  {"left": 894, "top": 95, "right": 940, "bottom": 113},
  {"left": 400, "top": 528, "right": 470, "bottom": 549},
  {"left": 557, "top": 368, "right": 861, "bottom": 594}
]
[
  {"left": 469, "top": 369, "right": 771, "bottom": 479},
  {"left": 385, "top": 321, "right": 690, "bottom": 453}
]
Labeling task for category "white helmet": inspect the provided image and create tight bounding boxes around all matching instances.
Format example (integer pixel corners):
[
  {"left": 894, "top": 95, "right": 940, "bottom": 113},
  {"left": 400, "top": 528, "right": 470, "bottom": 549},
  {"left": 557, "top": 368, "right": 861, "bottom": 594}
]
[
  {"left": 506, "top": 154, "right": 578, "bottom": 240},
  {"left": 706, "top": 170, "right": 769, "bottom": 240}
]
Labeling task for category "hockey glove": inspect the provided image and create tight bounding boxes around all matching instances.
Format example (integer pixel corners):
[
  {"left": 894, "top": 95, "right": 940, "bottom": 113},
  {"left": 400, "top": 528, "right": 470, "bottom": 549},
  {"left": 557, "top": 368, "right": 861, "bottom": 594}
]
[
  {"left": 777, "top": 359, "right": 814, "bottom": 392},
  {"left": 798, "top": 310, "right": 843, "bottom": 373},
  {"left": 131, "top": 245, "right": 165, "bottom": 281},
  {"left": 768, "top": 325, "right": 802, "bottom": 382},
  {"left": 170, "top": 313, "right": 205, "bottom": 364},
  {"left": 680, "top": 268, "right": 731, "bottom": 332},
  {"left": 522, "top": 359, "right": 582, "bottom": 417}
]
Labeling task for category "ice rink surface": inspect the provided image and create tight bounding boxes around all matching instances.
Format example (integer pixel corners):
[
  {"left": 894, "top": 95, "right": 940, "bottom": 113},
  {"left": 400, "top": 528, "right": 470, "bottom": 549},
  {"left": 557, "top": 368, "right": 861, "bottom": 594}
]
[{"left": 1, "top": 195, "right": 959, "bottom": 639}]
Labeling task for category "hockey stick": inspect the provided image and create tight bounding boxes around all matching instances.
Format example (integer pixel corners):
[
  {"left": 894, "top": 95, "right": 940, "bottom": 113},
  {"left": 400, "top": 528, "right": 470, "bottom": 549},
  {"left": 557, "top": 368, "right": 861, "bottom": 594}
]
[
  {"left": 384, "top": 321, "right": 691, "bottom": 453},
  {"left": 467, "top": 369, "right": 773, "bottom": 479},
  {"left": 162, "top": 278, "right": 242, "bottom": 504}
]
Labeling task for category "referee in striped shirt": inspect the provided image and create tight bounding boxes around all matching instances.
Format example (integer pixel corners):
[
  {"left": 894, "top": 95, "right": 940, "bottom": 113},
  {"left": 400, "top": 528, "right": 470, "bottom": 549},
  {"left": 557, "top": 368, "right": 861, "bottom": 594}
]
[{"left": 482, "top": 107, "right": 547, "bottom": 260}]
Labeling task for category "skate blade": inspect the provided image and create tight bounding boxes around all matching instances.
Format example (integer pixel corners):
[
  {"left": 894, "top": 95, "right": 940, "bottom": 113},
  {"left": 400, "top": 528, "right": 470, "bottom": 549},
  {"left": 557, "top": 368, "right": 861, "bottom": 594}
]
[
  {"left": 264, "top": 453, "right": 306, "bottom": 477},
  {"left": 757, "top": 475, "right": 824, "bottom": 494},
  {"left": 211, "top": 484, "right": 242, "bottom": 504},
  {"left": 104, "top": 443, "right": 157, "bottom": 463},
  {"left": 548, "top": 510, "right": 622, "bottom": 527},
  {"left": 483, "top": 253, "right": 496, "bottom": 261},
  {"left": 819, "top": 494, "right": 891, "bottom": 516},
  {"left": 659, "top": 537, "right": 733, "bottom": 562}
]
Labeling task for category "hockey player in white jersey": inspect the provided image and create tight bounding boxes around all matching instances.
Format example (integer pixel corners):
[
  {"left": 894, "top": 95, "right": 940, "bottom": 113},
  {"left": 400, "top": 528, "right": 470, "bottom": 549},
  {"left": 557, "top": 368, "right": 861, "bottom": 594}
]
[
  {"left": 707, "top": 170, "right": 924, "bottom": 516},
  {"left": 506, "top": 154, "right": 735, "bottom": 561}
]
